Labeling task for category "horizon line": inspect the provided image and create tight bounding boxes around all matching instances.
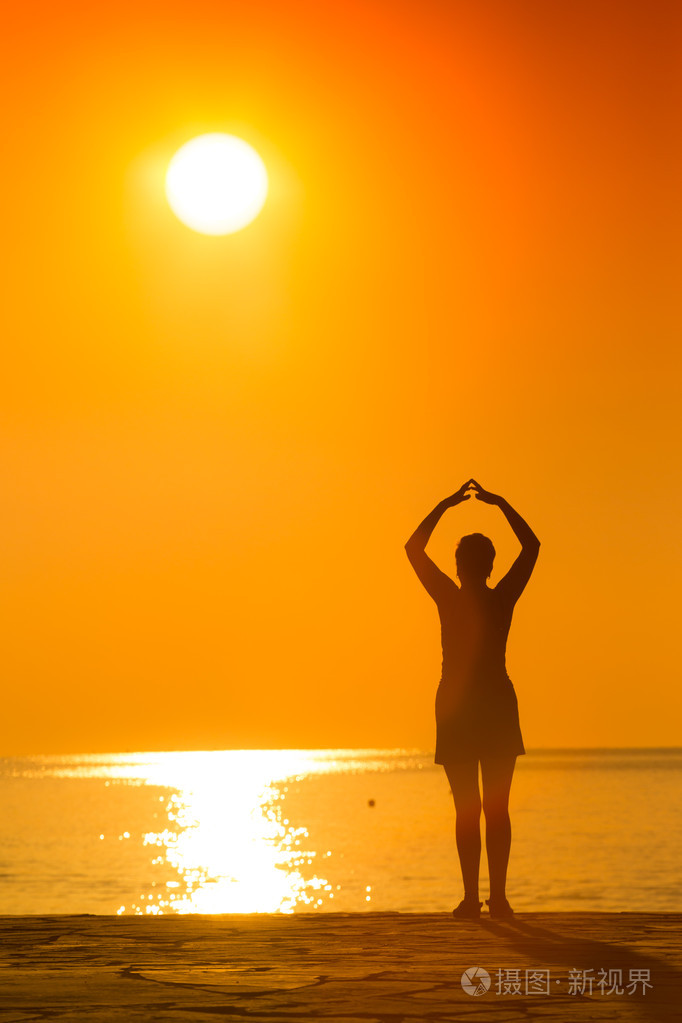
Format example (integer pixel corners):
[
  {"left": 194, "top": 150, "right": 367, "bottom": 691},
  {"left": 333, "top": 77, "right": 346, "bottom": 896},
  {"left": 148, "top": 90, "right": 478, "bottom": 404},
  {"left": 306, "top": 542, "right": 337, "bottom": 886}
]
[{"left": 2, "top": 744, "right": 681, "bottom": 759}]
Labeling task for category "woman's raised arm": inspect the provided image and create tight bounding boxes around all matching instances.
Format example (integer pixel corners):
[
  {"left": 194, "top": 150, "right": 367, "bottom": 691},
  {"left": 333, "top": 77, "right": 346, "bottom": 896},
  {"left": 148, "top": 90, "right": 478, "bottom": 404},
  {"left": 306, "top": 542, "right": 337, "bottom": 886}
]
[
  {"left": 404, "top": 481, "right": 474, "bottom": 601},
  {"left": 469, "top": 480, "right": 540, "bottom": 600}
]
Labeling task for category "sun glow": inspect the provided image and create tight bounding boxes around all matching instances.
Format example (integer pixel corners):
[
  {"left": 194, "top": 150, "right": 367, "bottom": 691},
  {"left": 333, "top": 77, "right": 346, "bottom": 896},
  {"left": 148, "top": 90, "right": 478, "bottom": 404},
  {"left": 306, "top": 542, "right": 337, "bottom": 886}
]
[{"left": 165, "top": 134, "right": 268, "bottom": 235}]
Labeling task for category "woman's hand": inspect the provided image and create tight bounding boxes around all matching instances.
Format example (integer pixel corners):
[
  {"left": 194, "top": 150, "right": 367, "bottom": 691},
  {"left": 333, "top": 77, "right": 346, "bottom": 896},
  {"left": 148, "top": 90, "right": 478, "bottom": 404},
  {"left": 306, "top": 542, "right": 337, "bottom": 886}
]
[
  {"left": 469, "top": 479, "right": 502, "bottom": 505},
  {"left": 447, "top": 480, "right": 476, "bottom": 506}
]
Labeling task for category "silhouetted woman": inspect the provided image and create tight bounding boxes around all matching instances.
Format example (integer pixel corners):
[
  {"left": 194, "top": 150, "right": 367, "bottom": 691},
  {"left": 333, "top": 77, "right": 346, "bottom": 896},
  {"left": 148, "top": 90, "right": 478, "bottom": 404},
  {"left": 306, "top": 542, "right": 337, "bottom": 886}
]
[{"left": 405, "top": 479, "right": 540, "bottom": 919}]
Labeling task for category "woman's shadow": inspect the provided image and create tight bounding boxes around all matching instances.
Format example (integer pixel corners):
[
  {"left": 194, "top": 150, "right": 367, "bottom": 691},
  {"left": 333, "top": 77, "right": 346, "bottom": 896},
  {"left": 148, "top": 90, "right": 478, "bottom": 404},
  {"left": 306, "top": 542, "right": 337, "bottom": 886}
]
[{"left": 477, "top": 914, "right": 682, "bottom": 1021}]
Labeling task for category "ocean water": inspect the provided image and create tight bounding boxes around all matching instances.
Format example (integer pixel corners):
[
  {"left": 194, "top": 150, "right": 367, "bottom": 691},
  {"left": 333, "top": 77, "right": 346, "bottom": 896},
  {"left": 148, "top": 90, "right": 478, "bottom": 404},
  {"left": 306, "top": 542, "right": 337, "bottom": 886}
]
[{"left": 0, "top": 748, "right": 680, "bottom": 915}]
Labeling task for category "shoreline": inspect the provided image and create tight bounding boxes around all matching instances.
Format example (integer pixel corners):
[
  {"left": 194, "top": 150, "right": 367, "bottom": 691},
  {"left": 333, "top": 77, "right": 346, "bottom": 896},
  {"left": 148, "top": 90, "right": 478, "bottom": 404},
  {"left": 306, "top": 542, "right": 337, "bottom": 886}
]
[{"left": 1, "top": 911, "right": 680, "bottom": 1020}]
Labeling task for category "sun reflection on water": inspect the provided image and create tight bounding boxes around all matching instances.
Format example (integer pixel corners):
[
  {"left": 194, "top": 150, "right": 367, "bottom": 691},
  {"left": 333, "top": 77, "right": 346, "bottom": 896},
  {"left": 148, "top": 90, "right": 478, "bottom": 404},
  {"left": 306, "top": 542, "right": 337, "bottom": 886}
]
[
  {"left": 111, "top": 751, "right": 337, "bottom": 915},
  {"left": 135, "top": 774, "right": 328, "bottom": 914}
]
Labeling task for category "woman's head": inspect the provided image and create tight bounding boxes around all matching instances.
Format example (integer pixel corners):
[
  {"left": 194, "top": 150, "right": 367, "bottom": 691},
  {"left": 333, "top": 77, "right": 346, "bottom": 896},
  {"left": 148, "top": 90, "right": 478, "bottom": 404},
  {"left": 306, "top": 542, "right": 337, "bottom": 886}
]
[{"left": 455, "top": 533, "right": 495, "bottom": 583}]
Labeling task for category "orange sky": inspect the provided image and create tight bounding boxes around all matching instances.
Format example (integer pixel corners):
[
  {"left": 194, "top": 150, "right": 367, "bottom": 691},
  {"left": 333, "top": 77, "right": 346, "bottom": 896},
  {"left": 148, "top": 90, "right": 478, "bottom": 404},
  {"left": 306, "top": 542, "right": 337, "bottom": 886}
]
[{"left": 1, "top": 0, "right": 680, "bottom": 754}]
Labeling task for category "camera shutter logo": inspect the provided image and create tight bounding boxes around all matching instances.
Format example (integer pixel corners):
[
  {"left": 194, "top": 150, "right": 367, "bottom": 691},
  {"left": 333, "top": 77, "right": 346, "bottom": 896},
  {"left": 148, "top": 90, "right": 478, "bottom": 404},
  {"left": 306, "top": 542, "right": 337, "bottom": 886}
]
[{"left": 461, "top": 967, "right": 491, "bottom": 996}]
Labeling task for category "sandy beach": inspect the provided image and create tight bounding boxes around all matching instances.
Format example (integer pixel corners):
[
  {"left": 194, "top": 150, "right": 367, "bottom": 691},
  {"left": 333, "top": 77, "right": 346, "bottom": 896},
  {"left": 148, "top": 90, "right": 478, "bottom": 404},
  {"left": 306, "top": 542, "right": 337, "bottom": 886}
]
[{"left": 1, "top": 911, "right": 680, "bottom": 1021}]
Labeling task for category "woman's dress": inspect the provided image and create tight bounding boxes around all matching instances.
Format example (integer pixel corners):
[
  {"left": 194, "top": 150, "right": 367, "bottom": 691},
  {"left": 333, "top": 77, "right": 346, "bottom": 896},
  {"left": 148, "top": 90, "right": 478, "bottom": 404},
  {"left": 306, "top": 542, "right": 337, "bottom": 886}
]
[{"left": 433, "top": 583, "right": 525, "bottom": 764}]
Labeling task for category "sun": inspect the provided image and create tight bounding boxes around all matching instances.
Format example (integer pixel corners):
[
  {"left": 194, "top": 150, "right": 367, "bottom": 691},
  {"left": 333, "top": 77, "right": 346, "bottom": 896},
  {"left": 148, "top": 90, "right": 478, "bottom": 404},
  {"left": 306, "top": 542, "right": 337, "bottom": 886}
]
[{"left": 165, "top": 134, "right": 268, "bottom": 235}]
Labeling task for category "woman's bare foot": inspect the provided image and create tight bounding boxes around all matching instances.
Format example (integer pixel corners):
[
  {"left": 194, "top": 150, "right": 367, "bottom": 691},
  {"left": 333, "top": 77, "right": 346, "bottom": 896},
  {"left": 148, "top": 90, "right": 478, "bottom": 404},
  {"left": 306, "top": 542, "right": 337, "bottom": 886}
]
[
  {"left": 486, "top": 896, "right": 514, "bottom": 919},
  {"left": 452, "top": 897, "right": 482, "bottom": 919}
]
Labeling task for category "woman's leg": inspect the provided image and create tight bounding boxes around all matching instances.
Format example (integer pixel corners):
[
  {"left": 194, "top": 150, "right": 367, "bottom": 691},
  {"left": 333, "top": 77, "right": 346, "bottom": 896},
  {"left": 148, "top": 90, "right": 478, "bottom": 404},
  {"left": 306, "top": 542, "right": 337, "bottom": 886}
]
[
  {"left": 480, "top": 754, "right": 517, "bottom": 902},
  {"left": 443, "top": 758, "right": 481, "bottom": 900}
]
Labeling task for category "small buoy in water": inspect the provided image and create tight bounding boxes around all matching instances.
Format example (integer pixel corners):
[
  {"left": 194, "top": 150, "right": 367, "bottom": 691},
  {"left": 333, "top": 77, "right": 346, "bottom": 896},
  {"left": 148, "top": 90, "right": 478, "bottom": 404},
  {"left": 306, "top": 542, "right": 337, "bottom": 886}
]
[{"left": 368, "top": 799, "right": 375, "bottom": 807}]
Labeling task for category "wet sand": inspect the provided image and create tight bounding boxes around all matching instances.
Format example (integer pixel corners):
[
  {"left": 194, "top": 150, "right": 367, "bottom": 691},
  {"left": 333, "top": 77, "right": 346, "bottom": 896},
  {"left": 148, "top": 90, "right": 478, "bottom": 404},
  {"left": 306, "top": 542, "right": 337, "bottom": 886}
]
[{"left": 0, "top": 911, "right": 680, "bottom": 1021}]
